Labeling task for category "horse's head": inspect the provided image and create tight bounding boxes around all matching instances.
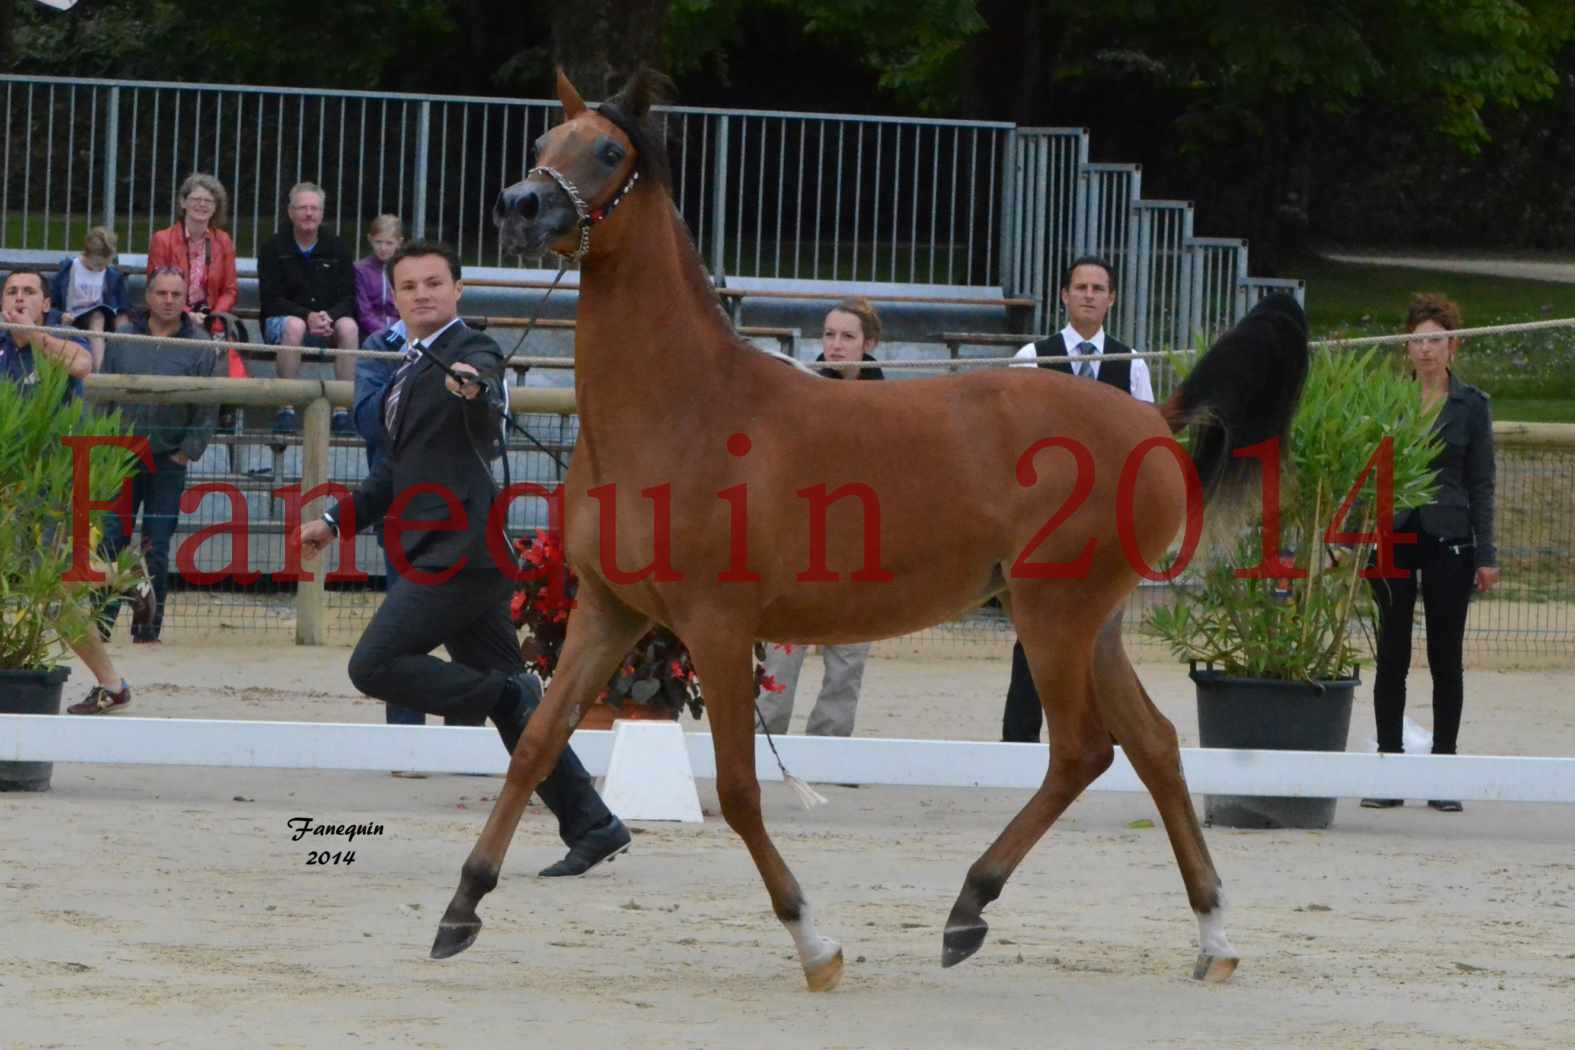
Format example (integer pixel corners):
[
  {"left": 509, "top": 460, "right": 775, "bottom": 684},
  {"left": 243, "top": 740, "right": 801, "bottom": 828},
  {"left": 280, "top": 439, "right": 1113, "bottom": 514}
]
[{"left": 495, "top": 68, "right": 671, "bottom": 260}]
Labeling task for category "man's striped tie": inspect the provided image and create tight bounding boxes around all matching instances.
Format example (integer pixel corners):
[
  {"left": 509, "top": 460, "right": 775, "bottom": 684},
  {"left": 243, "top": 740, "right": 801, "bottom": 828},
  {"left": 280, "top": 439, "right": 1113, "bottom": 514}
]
[
  {"left": 1075, "top": 340, "right": 1098, "bottom": 379},
  {"left": 382, "top": 342, "right": 422, "bottom": 436}
]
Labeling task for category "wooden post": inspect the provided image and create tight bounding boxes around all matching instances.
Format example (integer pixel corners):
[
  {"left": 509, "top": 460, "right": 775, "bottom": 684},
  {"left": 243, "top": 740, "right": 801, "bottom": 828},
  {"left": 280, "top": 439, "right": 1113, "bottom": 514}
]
[{"left": 295, "top": 396, "right": 331, "bottom": 646}]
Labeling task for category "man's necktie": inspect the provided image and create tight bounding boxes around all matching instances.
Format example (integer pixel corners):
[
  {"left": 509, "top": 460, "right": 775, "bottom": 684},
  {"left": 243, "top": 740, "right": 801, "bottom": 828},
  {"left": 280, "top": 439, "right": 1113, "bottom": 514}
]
[
  {"left": 382, "top": 341, "right": 422, "bottom": 436},
  {"left": 1075, "top": 340, "right": 1098, "bottom": 379}
]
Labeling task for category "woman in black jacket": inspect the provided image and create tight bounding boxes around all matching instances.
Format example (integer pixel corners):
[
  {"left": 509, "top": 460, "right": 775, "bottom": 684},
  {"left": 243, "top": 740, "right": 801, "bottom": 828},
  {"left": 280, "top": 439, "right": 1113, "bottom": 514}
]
[{"left": 1364, "top": 293, "right": 1500, "bottom": 812}]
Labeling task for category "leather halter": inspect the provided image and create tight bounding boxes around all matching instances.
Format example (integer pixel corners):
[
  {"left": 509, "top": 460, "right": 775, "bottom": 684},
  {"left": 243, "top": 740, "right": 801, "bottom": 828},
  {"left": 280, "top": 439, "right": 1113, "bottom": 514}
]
[{"left": 527, "top": 164, "right": 641, "bottom": 262}]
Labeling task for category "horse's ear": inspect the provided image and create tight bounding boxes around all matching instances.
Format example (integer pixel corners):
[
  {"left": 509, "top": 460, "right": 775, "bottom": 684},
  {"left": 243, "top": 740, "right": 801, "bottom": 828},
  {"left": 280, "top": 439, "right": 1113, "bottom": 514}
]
[
  {"left": 556, "top": 67, "right": 586, "bottom": 119},
  {"left": 609, "top": 66, "right": 674, "bottom": 121}
]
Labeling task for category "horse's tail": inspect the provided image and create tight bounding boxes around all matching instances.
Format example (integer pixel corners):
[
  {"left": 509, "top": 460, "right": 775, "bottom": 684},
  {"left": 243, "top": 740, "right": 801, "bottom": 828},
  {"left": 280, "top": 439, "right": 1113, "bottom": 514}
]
[{"left": 1158, "top": 293, "right": 1310, "bottom": 535}]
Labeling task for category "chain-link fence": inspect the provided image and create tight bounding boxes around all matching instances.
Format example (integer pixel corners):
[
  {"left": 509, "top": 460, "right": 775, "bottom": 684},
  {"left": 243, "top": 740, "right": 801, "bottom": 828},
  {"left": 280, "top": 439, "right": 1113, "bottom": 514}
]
[{"left": 85, "top": 393, "right": 1573, "bottom": 665}]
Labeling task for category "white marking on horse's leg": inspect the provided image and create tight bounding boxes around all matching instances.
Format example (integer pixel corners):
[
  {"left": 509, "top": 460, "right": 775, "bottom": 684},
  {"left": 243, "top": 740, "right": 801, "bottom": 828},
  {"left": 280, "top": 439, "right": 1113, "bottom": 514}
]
[
  {"left": 783, "top": 901, "right": 841, "bottom": 970},
  {"left": 1197, "top": 903, "right": 1238, "bottom": 960}
]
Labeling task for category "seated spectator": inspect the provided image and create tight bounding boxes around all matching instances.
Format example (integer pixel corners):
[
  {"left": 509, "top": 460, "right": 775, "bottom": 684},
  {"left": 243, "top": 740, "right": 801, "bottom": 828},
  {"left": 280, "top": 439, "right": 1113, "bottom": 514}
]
[
  {"left": 354, "top": 214, "right": 403, "bottom": 339},
  {"left": 94, "top": 267, "right": 220, "bottom": 644},
  {"left": 2, "top": 269, "right": 91, "bottom": 392},
  {"left": 50, "top": 226, "right": 129, "bottom": 370},
  {"left": 147, "top": 173, "right": 240, "bottom": 336},
  {"left": 2, "top": 269, "right": 134, "bottom": 715},
  {"left": 258, "top": 181, "right": 358, "bottom": 435}
]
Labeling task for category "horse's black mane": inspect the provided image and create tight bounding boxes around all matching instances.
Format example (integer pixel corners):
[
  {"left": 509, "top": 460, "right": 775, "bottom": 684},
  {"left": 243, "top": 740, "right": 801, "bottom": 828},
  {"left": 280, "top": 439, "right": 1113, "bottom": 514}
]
[{"left": 598, "top": 68, "right": 674, "bottom": 190}]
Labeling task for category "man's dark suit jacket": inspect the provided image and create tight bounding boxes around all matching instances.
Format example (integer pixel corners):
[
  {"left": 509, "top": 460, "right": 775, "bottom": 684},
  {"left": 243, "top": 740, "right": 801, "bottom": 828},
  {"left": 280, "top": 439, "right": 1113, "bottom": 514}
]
[{"left": 329, "top": 320, "right": 506, "bottom": 574}]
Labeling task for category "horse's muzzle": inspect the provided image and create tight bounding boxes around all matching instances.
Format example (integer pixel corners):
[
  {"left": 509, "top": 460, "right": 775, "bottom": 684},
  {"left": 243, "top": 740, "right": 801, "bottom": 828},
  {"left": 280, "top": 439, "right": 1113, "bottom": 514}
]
[{"left": 494, "top": 178, "right": 572, "bottom": 256}]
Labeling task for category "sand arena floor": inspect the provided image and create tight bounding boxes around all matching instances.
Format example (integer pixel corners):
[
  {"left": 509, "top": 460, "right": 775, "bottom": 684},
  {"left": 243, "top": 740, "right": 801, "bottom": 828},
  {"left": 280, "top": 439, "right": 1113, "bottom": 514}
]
[{"left": 3, "top": 642, "right": 1573, "bottom": 1049}]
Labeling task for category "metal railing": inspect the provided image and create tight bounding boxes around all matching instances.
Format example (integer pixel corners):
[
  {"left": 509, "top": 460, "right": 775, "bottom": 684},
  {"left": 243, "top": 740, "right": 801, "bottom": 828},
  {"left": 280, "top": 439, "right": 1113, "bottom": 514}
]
[
  {"left": 3, "top": 73, "right": 1304, "bottom": 362},
  {"left": 0, "top": 75, "right": 1018, "bottom": 287}
]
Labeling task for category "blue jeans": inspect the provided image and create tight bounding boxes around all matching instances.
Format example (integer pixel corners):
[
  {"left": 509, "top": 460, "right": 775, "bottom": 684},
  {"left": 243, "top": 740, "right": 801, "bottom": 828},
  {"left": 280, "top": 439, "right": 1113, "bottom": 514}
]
[{"left": 99, "top": 453, "right": 187, "bottom": 641}]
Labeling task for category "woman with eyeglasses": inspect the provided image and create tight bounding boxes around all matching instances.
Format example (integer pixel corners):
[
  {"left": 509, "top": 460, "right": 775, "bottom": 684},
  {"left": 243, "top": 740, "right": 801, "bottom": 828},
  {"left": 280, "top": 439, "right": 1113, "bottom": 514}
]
[{"left": 147, "top": 173, "right": 239, "bottom": 335}]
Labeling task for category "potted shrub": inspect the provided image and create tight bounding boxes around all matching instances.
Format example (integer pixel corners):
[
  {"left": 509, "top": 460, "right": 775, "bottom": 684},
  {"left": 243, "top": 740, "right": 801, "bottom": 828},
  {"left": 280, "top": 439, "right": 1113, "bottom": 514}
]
[
  {"left": 1148, "top": 345, "right": 1441, "bottom": 828},
  {"left": 1, "top": 361, "right": 145, "bottom": 790},
  {"left": 509, "top": 530, "right": 780, "bottom": 729}
]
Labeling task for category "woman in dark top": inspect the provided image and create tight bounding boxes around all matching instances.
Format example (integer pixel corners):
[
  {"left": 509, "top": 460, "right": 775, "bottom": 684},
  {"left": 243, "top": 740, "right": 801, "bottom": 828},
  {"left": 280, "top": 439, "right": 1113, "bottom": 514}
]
[
  {"left": 814, "top": 297, "right": 885, "bottom": 380},
  {"left": 1364, "top": 293, "right": 1499, "bottom": 813}
]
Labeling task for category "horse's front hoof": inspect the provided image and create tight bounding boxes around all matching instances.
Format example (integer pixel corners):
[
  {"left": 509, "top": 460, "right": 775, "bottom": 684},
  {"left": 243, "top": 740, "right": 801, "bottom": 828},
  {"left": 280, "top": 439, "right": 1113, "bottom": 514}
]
[
  {"left": 804, "top": 946, "right": 844, "bottom": 992},
  {"left": 431, "top": 919, "right": 482, "bottom": 960},
  {"left": 1192, "top": 952, "right": 1239, "bottom": 983},
  {"left": 941, "top": 919, "right": 989, "bottom": 968}
]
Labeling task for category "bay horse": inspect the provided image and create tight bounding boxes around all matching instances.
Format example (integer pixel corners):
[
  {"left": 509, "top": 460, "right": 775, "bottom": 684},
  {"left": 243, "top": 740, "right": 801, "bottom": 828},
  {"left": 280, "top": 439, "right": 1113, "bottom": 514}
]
[{"left": 431, "top": 68, "right": 1309, "bottom": 992}]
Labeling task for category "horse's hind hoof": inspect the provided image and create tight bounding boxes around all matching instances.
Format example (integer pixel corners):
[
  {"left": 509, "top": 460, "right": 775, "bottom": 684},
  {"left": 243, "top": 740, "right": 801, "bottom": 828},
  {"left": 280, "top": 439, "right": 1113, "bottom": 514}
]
[
  {"left": 804, "top": 947, "right": 844, "bottom": 992},
  {"left": 1192, "top": 952, "right": 1239, "bottom": 984},
  {"left": 431, "top": 919, "right": 482, "bottom": 960},
  {"left": 941, "top": 920, "right": 989, "bottom": 968}
]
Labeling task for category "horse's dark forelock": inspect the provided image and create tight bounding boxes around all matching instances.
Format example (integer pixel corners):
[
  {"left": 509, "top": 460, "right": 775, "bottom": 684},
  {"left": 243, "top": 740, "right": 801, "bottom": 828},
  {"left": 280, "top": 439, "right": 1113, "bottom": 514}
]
[{"left": 596, "top": 67, "right": 674, "bottom": 189}]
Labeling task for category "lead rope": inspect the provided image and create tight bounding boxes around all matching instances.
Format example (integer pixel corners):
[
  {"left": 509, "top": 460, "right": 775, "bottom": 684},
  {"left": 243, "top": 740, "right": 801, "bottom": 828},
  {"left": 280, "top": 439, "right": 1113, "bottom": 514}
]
[{"left": 754, "top": 699, "right": 829, "bottom": 809}]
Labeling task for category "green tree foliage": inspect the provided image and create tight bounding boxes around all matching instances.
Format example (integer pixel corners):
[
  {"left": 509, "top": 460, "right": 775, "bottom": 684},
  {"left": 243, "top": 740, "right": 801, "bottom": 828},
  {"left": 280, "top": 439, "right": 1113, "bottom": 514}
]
[{"left": 8, "top": 0, "right": 454, "bottom": 87}]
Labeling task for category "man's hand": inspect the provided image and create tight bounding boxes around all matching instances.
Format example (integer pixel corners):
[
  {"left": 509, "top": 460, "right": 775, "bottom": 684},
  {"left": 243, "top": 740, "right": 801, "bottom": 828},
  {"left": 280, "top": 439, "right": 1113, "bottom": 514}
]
[
  {"left": 1475, "top": 566, "right": 1500, "bottom": 593},
  {"left": 306, "top": 310, "right": 333, "bottom": 338},
  {"left": 445, "top": 361, "right": 483, "bottom": 399},
  {"left": 60, "top": 311, "right": 76, "bottom": 326},
  {"left": 294, "top": 519, "right": 336, "bottom": 563},
  {"left": 170, "top": 451, "right": 190, "bottom": 466},
  {"left": 4, "top": 306, "right": 39, "bottom": 347}
]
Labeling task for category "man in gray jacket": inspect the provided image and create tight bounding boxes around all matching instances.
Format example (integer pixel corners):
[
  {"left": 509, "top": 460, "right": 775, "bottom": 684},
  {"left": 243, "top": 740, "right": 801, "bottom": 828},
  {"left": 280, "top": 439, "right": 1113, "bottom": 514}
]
[{"left": 96, "top": 266, "right": 221, "bottom": 643}]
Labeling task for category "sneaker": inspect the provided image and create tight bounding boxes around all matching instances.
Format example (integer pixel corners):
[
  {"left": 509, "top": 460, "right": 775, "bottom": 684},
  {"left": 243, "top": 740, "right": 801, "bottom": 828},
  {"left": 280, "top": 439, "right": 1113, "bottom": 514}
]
[
  {"left": 538, "top": 816, "right": 632, "bottom": 878},
  {"left": 68, "top": 683, "right": 132, "bottom": 715},
  {"left": 1427, "top": 799, "right": 1463, "bottom": 812},
  {"left": 272, "top": 408, "right": 298, "bottom": 434},
  {"left": 1360, "top": 798, "right": 1404, "bottom": 809},
  {"left": 330, "top": 410, "right": 355, "bottom": 436}
]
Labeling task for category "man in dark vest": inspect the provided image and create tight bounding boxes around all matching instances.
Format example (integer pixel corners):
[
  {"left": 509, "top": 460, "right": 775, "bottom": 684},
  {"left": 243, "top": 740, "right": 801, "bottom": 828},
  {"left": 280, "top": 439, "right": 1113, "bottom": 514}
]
[{"left": 1003, "top": 255, "right": 1154, "bottom": 743}]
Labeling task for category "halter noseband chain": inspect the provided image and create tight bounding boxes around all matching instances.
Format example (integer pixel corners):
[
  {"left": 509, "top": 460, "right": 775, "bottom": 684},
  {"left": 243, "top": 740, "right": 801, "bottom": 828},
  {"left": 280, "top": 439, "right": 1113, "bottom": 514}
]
[{"left": 527, "top": 164, "right": 641, "bottom": 262}]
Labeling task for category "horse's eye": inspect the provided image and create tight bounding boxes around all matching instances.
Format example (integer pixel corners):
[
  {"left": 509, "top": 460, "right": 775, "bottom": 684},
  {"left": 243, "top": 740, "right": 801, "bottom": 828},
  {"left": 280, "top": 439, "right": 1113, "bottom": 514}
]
[{"left": 600, "top": 141, "right": 626, "bottom": 166}]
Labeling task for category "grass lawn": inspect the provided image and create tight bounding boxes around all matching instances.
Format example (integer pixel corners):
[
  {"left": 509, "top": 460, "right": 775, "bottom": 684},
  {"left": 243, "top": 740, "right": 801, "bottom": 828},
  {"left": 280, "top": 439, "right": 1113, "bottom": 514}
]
[
  {"left": 1488, "top": 399, "right": 1575, "bottom": 423},
  {"left": 1293, "top": 253, "right": 1575, "bottom": 422},
  {"left": 1295, "top": 253, "right": 1575, "bottom": 333}
]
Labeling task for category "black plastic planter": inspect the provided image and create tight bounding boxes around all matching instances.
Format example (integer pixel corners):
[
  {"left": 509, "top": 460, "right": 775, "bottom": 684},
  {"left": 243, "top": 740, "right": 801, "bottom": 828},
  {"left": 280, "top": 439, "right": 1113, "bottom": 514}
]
[
  {"left": 1191, "top": 665, "right": 1356, "bottom": 830},
  {"left": 0, "top": 666, "right": 69, "bottom": 792}
]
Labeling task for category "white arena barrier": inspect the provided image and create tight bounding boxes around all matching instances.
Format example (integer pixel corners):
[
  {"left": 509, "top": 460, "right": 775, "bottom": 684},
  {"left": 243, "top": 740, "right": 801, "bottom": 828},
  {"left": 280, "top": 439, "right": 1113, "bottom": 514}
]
[{"left": 3, "top": 714, "right": 1574, "bottom": 803}]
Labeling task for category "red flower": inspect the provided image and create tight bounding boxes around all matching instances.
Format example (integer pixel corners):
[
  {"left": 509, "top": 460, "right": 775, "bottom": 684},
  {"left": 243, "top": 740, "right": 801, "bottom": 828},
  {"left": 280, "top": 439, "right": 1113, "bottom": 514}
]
[{"left": 759, "top": 674, "right": 786, "bottom": 694}]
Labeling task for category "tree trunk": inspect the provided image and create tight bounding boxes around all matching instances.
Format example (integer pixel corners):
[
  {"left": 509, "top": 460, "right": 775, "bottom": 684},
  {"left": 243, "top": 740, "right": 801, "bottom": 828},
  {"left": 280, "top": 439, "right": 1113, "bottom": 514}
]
[{"left": 549, "top": 0, "right": 670, "bottom": 102}]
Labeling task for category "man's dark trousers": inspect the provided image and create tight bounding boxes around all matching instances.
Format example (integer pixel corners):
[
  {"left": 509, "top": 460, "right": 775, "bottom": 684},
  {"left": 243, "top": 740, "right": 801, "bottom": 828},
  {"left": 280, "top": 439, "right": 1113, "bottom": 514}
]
[
  {"left": 347, "top": 568, "right": 611, "bottom": 845},
  {"left": 1002, "top": 640, "right": 1043, "bottom": 743},
  {"left": 99, "top": 452, "right": 187, "bottom": 641}
]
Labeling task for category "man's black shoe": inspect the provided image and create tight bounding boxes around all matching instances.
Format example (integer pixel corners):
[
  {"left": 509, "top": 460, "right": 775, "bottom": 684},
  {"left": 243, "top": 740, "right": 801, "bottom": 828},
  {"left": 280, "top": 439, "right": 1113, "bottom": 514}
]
[{"left": 539, "top": 817, "right": 631, "bottom": 878}]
